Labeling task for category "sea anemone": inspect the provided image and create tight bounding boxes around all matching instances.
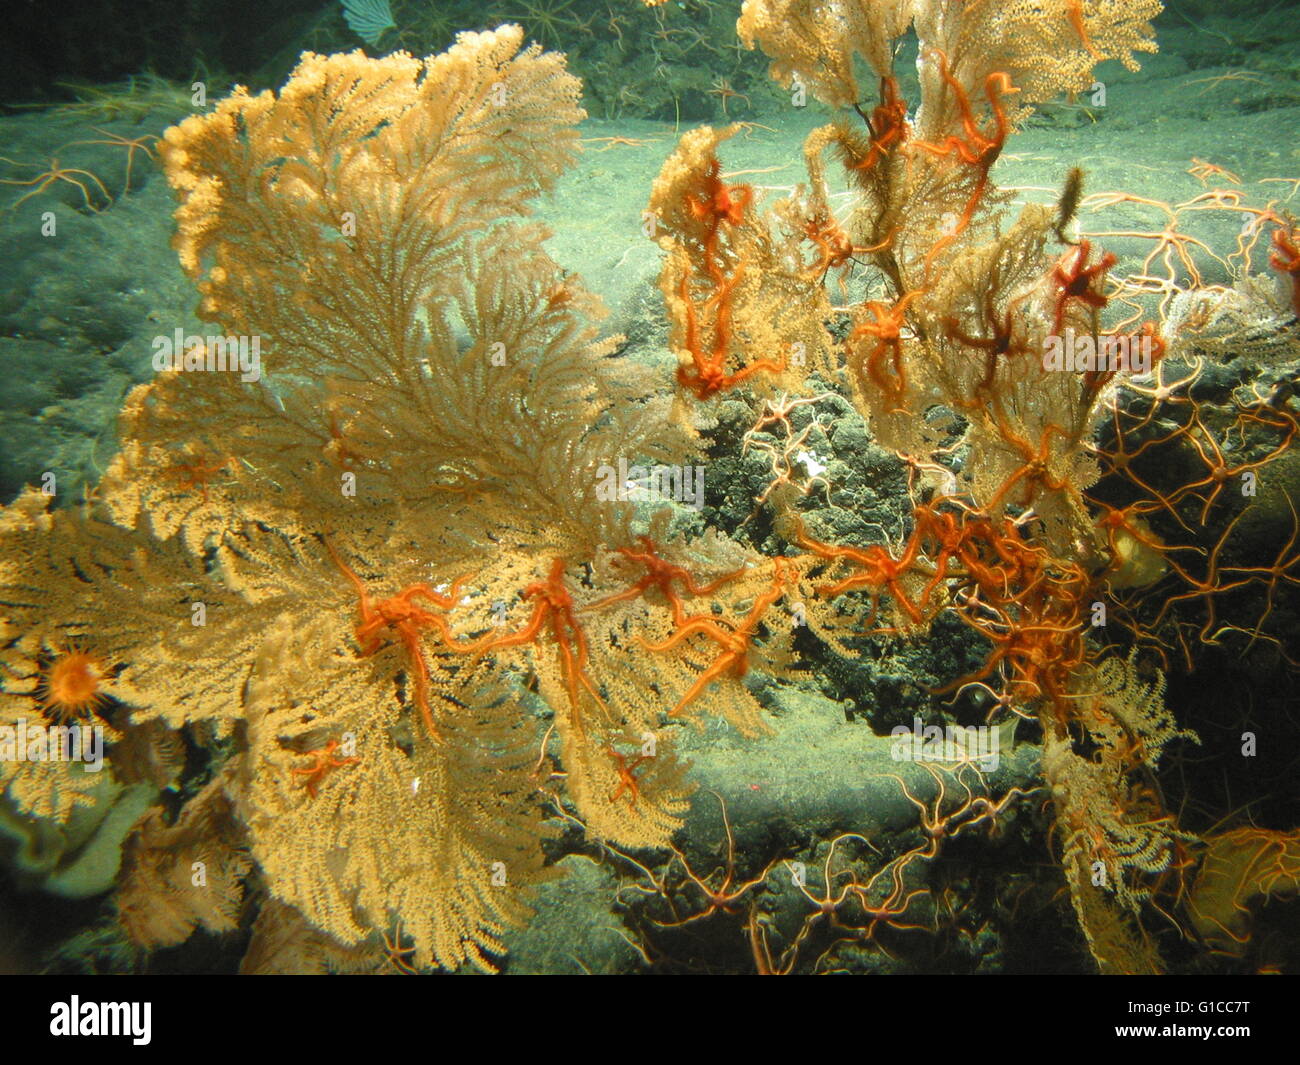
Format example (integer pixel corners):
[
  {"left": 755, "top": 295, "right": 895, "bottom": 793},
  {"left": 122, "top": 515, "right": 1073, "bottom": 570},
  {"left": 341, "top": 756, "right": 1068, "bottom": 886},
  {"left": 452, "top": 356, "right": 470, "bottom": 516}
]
[{"left": 39, "top": 647, "right": 109, "bottom": 722}]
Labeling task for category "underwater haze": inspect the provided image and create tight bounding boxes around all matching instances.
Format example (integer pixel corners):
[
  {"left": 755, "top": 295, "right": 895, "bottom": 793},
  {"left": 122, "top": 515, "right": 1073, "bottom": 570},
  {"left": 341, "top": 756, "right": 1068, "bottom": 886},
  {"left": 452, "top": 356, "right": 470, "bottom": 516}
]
[{"left": 0, "top": 0, "right": 1298, "bottom": 978}]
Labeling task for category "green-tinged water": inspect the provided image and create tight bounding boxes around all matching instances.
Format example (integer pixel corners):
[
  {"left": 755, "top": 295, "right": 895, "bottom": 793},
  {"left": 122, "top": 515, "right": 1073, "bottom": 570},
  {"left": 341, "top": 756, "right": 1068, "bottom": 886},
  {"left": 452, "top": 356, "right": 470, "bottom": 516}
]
[{"left": 0, "top": 0, "right": 1298, "bottom": 979}]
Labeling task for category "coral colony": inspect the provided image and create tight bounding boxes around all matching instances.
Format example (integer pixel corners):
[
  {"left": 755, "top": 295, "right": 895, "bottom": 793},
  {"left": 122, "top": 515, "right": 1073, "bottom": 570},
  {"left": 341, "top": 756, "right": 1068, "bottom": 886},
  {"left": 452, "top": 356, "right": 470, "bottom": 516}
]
[{"left": 2, "top": 0, "right": 1299, "bottom": 974}]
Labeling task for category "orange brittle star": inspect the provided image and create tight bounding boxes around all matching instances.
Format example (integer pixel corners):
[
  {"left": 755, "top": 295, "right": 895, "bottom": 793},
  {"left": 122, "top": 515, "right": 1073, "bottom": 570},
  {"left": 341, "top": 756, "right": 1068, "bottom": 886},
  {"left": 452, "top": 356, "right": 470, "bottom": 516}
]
[
  {"left": 640, "top": 558, "right": 794, "bottom": 715},
  {"left": 847, "top": 291, "right": 922, "bottom": 413},
  {"left": 795, "top": 518, "right": 927, "bottom": 627},
  {"left": 910, "top": 51, "right": 1017, "bottom": 272},
  {"left": 1269, "top": 225, "right": 1300, "bottom": 315},
  {"left": 1049, "top": 239, "right": 1117, "bottom": 334},
  {"left": 485, "top": 557, "right": 607, "bottom": 736},
  {"left": 589, "top": 536, "right": 745, "bottom": 624},
  {"left": 607, "top": 745, "right": 652, "bottom": 806},
  {"left": 326, "top": 539, "right": 488, "bottom": 742},
  {"left": 291, "top": 738, "right": 360, "bottom": 798},
  {"left": 168, "top": 452, "right": 231, "bottom": 503},
  {"left": 674, "top": 157, "right": 790, "bottom": 398}
]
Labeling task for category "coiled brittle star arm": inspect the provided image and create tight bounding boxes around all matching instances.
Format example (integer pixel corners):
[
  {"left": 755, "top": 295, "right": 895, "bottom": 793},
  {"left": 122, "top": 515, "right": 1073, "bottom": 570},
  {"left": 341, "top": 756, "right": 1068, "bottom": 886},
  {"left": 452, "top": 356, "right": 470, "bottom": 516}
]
[{"left": 326, "top": 538, "right": 488, "bottom": 743}]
